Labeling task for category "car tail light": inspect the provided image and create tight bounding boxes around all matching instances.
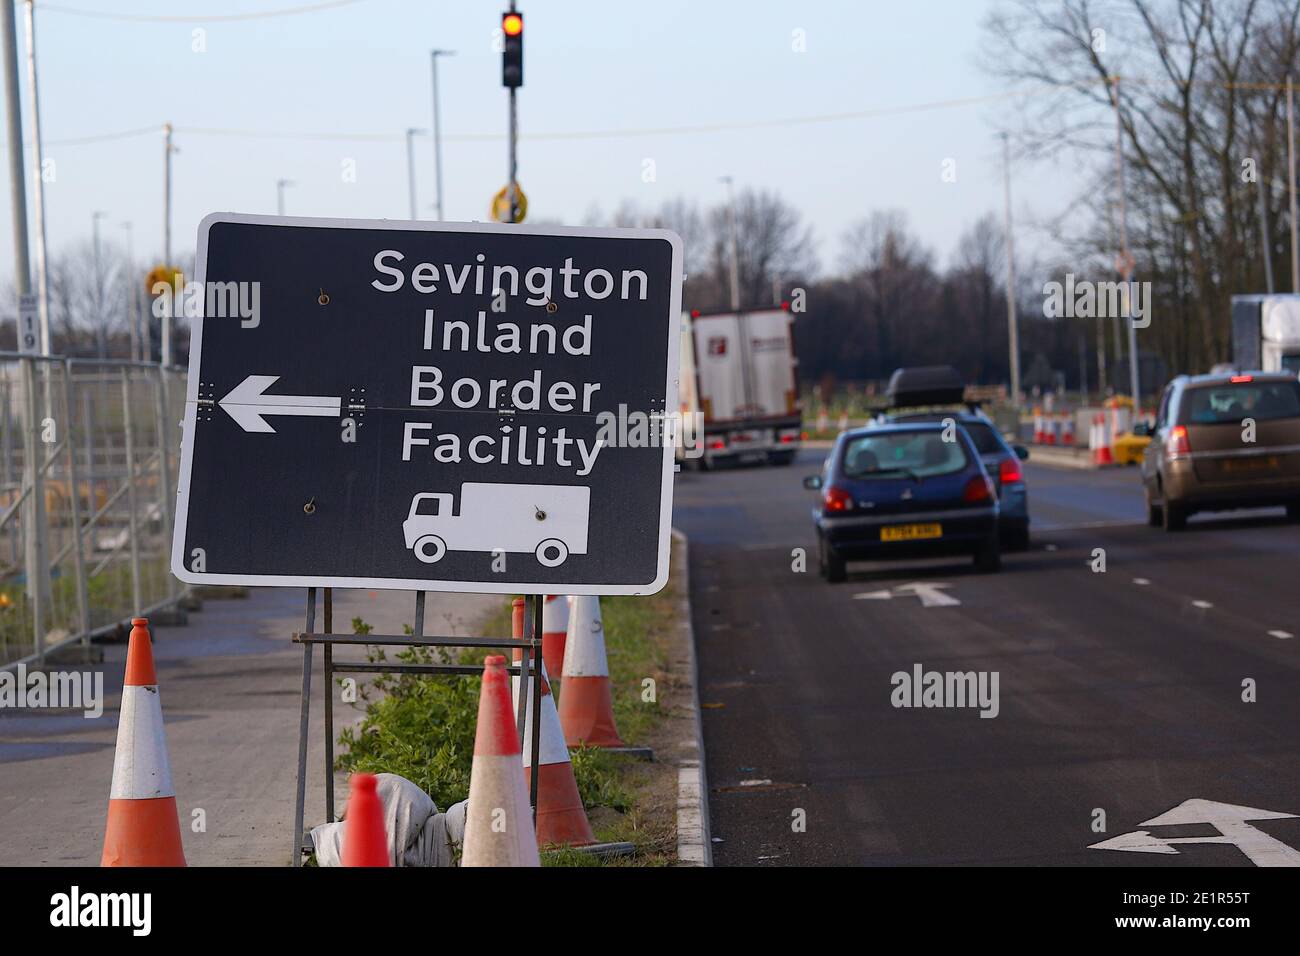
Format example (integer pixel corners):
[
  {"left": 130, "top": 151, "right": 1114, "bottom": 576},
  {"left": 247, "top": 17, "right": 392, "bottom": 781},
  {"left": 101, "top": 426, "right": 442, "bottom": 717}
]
[
  {"left": 1166, "top": 424, "right": 1190, "bottom": 457},
  {"left": 708, "top": 437, "right": 726, "bottom": 450},
  {"left": 998, "top": 457, "right": 1023, "bottom": 484},
  {"left": 963, "top": 475, "right": 994, "bottom": 504},
  {"left": 1230, "top": 374, "right": 1253, "bottom": 383},
  {"left": 780, "top": 433, "right": 798, "bottom": 444},
  {"left": 823, "top": 486, "right": 854, "bottom": 513}
]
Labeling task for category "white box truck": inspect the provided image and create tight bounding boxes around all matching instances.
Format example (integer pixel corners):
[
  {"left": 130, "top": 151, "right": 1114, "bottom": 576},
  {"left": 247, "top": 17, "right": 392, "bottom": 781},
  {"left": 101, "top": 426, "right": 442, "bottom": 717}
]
[
  {"left": 403, "top": 482, "right": 590, "bottom": 567},
  {"left": 680, "top": 306, "right": 801, "bottom": 468},
  {"left": 1232, "top": 294, "right": 1300, "bottom": 374}
]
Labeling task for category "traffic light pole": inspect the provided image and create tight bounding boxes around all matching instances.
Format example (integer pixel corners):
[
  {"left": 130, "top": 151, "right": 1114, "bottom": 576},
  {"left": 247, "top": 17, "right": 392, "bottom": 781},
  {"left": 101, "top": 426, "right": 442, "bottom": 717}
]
[{"left": 507, "top": 3, "right": 519, "bottom": 223}]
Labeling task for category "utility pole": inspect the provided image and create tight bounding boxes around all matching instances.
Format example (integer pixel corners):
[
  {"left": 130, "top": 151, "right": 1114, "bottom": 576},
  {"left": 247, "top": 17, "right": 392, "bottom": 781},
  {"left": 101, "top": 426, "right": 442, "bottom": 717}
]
[
  {"left": 1111, "top": 76, "right": 1141, "bottom": 405},
  {"left": 276, "top": 178, "right": 294, "bottom": 216},
  {"left": 1289, "top": 76, "right": 1298, "bottom": 292},
  {"left": 123, "top": 221, "right": 141, "bottom": 361},
  {"left": 3, "top": 0, "right": 49, "bottom": 660},
  {"left": 405, "top": 128, "right": 425, "bottom": 220},
  {"left": 1258, "top": 173, "right": 1275, "bottom": 294},
  {"left": 92, "top": 210, "right": 107, "bottom": 356},
  {"left": 430, "top": 49, "right": 454, "bottom": 221},
  {"left": 720, "top": 175, "right": 741, "bottom": 311},
  {"left": 22, "top": 1, "right": 49, "bottom": 358},
  {"left": 1000, "top": 132, "right": 1022, "bottom": 407},
  {"left": 161, "top": 122, "right": 176, "bottom": 367}
]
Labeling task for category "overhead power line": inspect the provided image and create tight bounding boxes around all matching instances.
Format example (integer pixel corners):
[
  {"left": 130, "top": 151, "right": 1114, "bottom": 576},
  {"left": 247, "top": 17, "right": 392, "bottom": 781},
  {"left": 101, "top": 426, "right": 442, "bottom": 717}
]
[{"left": 40, "top": 0, "right": 368, "bottom": 23}]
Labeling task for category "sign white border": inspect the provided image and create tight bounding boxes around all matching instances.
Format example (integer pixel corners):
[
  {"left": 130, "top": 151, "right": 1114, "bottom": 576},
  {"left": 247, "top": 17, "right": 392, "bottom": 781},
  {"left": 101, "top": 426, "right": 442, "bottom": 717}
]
[{"left": 170, "top": 212, "right": 683, "bottom": 596}]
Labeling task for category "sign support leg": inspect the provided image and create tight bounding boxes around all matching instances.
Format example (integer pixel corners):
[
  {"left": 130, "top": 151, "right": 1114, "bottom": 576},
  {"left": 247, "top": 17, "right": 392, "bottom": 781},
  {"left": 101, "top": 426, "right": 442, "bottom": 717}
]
[
  {"left": 322, "top": 587, "right": 334, "bottom": 825},
  {"left": 291, "top": 586, "right": 316, "bottom": 866},
  {"left": 528, "top": 593, "right": 542, "bottom": 818}
]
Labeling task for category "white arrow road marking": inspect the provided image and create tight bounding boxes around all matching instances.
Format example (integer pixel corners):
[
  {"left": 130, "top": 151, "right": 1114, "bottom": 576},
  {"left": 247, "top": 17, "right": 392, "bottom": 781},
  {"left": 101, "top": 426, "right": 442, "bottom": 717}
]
[
  {"left": 852, "top": 583, "right": 960, "bottom": 607},
  {"left": 1089, "top": 799, "right": 1300, "bottom": 866},
  {"left": 218, "top": 374, "right": 342, "bottom": 434}
]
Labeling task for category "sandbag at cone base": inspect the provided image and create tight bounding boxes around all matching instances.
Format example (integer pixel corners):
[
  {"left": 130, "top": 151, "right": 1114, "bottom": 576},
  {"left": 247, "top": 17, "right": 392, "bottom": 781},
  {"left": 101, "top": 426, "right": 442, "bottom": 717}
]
[
  {"left": 557, "top": 676, "right": 625, "bottom": 747},
  {"left": 101, "top": 618, "right": 186, "bottom": 867},
  {"left": 341, "top": 773, "right": 390, "bottom": 867},
  {"left": 101, "top": 797, "right": 186, "bottom": 867},
  {"left": 511, "top": 598, "right": 595, "bottom": 847},
  {"left": 461, "top": 655, "right": 539, "bottom": 867}
]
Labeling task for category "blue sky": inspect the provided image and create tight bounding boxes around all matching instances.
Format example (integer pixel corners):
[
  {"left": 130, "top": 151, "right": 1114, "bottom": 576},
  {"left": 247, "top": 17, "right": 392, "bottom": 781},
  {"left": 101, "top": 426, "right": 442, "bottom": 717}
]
[{"left": 0, "top": 0, "right": 1077, "bottom": 275}]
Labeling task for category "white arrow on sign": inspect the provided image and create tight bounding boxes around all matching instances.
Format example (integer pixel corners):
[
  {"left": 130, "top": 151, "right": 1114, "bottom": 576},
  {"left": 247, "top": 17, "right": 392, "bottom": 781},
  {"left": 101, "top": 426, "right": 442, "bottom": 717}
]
[
  {"left": 853, "top": 582, "right": 960, "bottom": 608},
  {"left": 219, "top": 374, "right": 342, "bottom": 434},
  {"left": 1089, "top": 799, "right": 1300, "bottom": 867}
]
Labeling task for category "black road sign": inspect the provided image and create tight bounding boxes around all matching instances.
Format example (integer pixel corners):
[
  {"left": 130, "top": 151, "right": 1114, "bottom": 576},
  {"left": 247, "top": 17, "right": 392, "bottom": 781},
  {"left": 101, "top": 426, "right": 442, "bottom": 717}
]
[{"left": 171, "top": 214, "right": 683, "bottom": 595}]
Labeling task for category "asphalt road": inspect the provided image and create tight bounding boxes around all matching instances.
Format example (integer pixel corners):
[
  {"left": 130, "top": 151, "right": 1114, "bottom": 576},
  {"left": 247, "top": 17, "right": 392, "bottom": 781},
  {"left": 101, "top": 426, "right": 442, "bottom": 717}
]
[{"left": 673, "top": 450, "right": 1300, "bottom": 865}]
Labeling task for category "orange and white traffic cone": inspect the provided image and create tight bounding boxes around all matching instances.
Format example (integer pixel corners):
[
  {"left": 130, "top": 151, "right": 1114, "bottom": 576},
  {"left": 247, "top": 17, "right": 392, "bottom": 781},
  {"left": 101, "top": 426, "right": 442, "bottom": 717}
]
[
  {"left": 101, "top": 618, "right": 186, "bottom": 867},
  {"left": 558, "top": 596, "right": 626, "bottom": 748},
  {"left": 1060, "top": 413, "right": 1075, "bottom": 446},
  {"left": 836, "top": 409, "right": 849, "bottom": 432},
  {"left": 341, "top": 773, "right": 390, "bottom": 866},
  {"left": 1091, "top": 414, "right": 1114, "bottom": 466},
  {"left": 542, "top": 594, "right": 570, "bottom": 686},
  {"left": 461, "top": 655, "right": 540, "bottom": 867},
  {"left": 511, "top": 599, "right": 595, "bottom": 847}
]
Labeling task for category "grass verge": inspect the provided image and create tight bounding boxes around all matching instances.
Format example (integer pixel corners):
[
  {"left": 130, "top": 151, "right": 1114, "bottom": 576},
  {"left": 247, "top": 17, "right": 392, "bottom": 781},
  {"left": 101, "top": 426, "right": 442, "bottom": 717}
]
[{"left": 335, "top": 553, "right": 684, "bottom": 866}]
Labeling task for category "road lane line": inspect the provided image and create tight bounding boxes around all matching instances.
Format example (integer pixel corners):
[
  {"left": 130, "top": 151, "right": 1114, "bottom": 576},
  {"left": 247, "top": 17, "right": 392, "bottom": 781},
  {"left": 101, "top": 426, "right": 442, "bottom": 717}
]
[{"left": 1268, "top": 630, "right": 1294, "bottom": 640}]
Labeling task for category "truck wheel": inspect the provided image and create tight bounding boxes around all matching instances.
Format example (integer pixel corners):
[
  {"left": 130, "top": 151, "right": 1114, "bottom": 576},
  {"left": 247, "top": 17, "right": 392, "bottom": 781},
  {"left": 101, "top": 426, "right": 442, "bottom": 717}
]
[
  {"left": 535, "top": 538, "right": 569, "bottom": 567},
  {"left": 413, "top": 534, "right": 447, "bottom": 564}
]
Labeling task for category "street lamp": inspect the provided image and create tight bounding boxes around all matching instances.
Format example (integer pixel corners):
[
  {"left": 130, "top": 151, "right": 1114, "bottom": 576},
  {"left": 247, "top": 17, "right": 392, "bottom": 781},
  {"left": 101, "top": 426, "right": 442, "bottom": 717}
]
[
  {"left": 430, "top": 49, "right": 455, "bottom": 221},
  {"left": 276, "top": 178, "right": 295, "bottom": 216},
  {"left": 719, "top": 176, "right": 740, "bottom": 311},
  {"left": 405, "top": 128, "right": 427, "bottom": 220}
]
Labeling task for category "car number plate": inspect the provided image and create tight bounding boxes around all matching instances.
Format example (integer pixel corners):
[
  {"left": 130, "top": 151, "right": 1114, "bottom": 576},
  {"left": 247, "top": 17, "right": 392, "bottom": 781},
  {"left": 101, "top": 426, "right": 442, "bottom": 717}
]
[
  {"left": 1221, "top": 455, "right": 1279, "bottom": 473},
  {"left": 880, "top": 523, "right": 942, "bottom": 542}
]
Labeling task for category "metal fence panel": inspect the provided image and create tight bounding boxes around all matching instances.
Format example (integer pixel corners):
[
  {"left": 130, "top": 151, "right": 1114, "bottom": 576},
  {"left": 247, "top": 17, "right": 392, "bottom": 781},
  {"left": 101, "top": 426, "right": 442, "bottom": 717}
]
[{"left": 0, "top": 353, "right": 187, "bottom": 667}]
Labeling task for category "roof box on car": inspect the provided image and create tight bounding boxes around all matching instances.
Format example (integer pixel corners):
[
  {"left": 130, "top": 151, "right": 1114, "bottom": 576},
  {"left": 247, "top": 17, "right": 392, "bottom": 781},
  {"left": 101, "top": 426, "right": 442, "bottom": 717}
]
[{"left": 885, "top": 365, "right": 967, "bottom": 408}]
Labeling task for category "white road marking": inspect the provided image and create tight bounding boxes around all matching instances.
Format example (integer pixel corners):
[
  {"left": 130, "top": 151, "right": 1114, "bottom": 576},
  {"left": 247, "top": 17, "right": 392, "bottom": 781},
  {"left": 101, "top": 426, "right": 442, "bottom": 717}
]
[
  {"left": 1132, "top": 577, "right": 1150, "bottom": 585},
  {"left": 738, "top": 779, "right": 772, "bottom": 787},
  {"left": 852, "top": 582, "right": 960, "bottom": 608},
  {"left": 1089, "top": 799, "right": 1300, "bottom": 867},
  {"left": 1268, "top": 630, "right": 1294, "bottom": 640},
  {"left": 1044, "top": 544, "right": 1058, "bottom": 552},
  {"left": 1191, "top": 599, "right": 1213, "bottom": 609}
]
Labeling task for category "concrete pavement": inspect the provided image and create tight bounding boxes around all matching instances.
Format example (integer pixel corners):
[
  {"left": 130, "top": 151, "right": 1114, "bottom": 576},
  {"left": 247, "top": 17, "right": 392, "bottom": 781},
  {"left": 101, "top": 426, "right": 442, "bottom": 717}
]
[{"left": 0, "top": 587, "right": 499, "bottom": 866}]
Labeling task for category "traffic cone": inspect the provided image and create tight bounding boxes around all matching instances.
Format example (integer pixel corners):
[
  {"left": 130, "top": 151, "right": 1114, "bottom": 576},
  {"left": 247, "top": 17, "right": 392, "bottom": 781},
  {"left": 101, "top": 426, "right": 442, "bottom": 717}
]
[
  {"left": 101, "top": 618, "right": 186, "bottom": 867},
  {"left": 542, "top": 594, "right": 570, "bottom": 685},
  {"left": 1092, "top": 414, "right": 1114, "bottom": 466},
  {"left": 1060, "top": 413, "right": 1075, "bottom": 446},
  {"left": 511, "top": 599, "right": 595, "bottom": 847},
  {"left": 836, "top": 409, "right": 849, "bottom": 432},
  {"left": 341, "top": 773, "right": 390, "bottom": 866},
  {"left": 558, "top": 596, "right": 626, "bottom": 748},
  {"left": 461, "top": 655, "right": 540, "bottom": 867}
]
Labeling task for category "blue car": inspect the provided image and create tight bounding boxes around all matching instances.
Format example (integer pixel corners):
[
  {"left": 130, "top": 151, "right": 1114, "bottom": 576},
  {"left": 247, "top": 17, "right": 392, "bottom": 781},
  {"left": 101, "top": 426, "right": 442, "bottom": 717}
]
[
  {"left": 804, "top": 422, "right": 1001, "bottom": 582},
  {"left": 887, "top": 410, "right": 1030, "bottom": 550}
]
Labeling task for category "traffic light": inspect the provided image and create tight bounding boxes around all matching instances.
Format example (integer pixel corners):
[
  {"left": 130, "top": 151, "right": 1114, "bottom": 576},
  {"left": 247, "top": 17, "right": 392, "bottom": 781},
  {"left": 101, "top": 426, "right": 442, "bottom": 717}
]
[{"left": 502, "top": 11, "right": 523, "bottom": 88}]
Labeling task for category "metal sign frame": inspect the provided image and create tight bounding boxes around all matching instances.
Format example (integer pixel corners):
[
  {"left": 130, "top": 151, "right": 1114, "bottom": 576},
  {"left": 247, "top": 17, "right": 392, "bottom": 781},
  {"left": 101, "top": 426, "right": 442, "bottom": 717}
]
[
  {"left": 171, "top": 212, "right": 683, "bottom": 596},
  {"left": 291, "top": 587, "right": 545, "bottom": 867}
]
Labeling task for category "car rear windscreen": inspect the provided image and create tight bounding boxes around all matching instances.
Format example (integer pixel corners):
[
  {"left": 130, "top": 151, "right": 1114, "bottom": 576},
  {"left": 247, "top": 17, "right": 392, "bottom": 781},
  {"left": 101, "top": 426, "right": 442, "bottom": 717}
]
[
  {"left": 1181, "top": 380, "right": 1300, "bottom": 425},
  {"left": 842, "top": 431, "right": 968, "bottom": 479}
]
